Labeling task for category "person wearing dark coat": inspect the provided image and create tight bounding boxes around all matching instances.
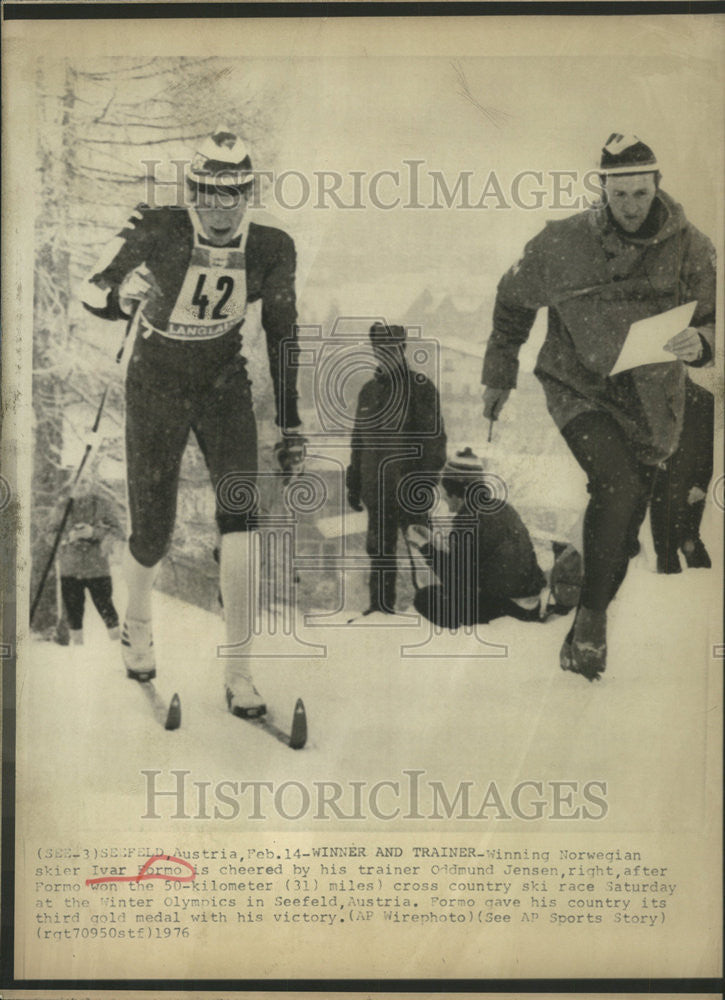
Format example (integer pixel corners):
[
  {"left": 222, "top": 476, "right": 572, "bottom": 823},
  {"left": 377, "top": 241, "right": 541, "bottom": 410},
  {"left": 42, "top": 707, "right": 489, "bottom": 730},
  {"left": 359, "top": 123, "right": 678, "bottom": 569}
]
[
  {"left": 481, "top": 134, "right": 716, "bottom": 680},
  {"left": 346, "top": 323, "right": 447, "bottom": 614},
  {"left": 408, "top": 449, "right": 547, "bottom": 628},
  {"left": 649, "top": 376, "right": 714, "bottom": 573}
]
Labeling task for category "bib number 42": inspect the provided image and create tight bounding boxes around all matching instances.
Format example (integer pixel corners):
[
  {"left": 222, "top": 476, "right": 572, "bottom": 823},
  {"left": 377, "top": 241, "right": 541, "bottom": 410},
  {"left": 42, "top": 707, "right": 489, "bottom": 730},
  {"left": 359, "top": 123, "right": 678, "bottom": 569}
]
[{"left": 191, "top": 273, "right": 234, "bottom": 320}]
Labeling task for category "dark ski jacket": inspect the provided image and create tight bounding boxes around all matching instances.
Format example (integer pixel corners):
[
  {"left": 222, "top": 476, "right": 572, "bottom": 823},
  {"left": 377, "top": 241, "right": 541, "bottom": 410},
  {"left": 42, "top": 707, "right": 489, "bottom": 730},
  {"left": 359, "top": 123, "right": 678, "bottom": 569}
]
[
  {"left": 482, "top": 191, "right": 716, "bottom": 465},
  {"left": 347, "top": 364, "right": 447, "bottom": 513},
  {"left": 82, "top": 204, "right": 300, "bottom": 428},
  {"left": 421, "top": 500, "right": 546, "bottom": 605}
]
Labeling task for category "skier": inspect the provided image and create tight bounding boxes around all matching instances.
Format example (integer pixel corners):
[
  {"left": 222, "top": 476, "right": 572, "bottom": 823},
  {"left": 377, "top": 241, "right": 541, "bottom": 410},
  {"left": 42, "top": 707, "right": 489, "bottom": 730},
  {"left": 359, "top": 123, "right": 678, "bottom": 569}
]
[
  {"left": 407, "top": 448, "right": 548, "bottom": 627},
  {"left": 81, "top": 128, "right": 305, "bottom": 718},
  {"left": 346, "top": 322, "right": 446, "bottom": 615},
  {"left": 481, "top": 134, "right": 716, "bottom": 680},
  {"left": 649, "top": 375, "right": 714, "bottom": 573},
  {"left": 47, "top": 489, "right": 123, "bottom": 645}
]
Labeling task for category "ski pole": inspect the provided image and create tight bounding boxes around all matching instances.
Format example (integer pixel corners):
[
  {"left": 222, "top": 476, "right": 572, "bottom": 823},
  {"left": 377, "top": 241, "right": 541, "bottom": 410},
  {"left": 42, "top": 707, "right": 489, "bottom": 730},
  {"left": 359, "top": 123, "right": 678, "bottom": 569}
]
[
  {"left": 115, "top": 301, "right": 141, "bottom": 365},
  {"left": 30, "top": 307, "right": 139, "bottom": 625},
  {"left": 30, "top": 385, "right": 110, "bottom": 625}
]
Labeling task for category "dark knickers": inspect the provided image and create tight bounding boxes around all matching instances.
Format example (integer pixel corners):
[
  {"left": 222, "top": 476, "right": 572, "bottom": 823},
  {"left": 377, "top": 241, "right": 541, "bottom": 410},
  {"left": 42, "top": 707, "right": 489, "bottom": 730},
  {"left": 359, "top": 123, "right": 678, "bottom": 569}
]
[{"left": 125, "top": 332, "right": 258, "bottom": 567}]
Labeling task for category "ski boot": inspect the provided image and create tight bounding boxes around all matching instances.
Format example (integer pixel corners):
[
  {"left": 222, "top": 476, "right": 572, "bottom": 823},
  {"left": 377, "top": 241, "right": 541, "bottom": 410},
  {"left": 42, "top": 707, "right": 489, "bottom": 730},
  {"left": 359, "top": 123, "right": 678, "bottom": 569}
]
[
  {"left": 225, "top": 666, "right": 266, "bottom": 719},
  {"left": 121, "top": 618, "right": 156, "bottom": 682}
]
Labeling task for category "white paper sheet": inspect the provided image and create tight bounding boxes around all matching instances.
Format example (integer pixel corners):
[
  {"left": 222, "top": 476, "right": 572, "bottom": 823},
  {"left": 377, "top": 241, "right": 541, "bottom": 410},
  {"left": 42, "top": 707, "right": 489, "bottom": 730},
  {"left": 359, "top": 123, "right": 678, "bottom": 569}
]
[{"left": 609, "top": 300, "right": 697, "bottom": 375}]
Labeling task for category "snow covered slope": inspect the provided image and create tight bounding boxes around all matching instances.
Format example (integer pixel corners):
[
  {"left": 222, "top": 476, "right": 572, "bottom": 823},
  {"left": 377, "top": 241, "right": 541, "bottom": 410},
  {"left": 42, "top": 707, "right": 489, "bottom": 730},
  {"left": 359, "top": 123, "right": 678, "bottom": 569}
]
[{"left": 17, "top": 502, "right": 721, "bottom": 839}]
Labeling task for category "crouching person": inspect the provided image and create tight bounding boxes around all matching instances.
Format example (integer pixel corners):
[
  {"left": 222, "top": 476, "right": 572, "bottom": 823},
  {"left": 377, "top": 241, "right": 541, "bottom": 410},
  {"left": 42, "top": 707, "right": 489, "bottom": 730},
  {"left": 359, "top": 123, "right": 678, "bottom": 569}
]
[{"left": 408, "top": 449, "right": 547, "bottom": 628}]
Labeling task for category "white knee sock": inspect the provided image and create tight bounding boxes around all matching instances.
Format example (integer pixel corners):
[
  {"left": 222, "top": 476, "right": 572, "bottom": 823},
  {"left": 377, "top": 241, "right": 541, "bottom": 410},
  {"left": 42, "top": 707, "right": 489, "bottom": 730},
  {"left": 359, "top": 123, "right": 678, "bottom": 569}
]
[
  {"left": 219, "top": 532, "right": 254, "bottom": 683},
  {"left": 124, "top": 546, "right": 158, "bottom": 622}
]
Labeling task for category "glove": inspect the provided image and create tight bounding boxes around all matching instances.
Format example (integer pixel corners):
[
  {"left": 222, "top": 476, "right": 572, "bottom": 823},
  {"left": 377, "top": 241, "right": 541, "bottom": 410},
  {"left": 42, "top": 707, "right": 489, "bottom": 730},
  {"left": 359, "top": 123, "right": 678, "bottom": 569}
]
[
  {"left": 482, "top": 386, "right": 511, "bottom": 421},
  {"left": 347, "top": 492, "right": 364, "bottom": 512},
  {"left": 406, "top": 523, "right": 431, "bottom": 548},
  {"left": 274, "top": 432, "right": 307, "bottom": 479}
]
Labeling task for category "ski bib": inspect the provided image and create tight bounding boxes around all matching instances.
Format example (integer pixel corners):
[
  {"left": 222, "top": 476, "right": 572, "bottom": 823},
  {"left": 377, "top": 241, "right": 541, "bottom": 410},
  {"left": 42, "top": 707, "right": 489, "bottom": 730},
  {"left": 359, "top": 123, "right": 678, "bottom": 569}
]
[{"left": 163, "top": 236, "right": 249, "bottom": 340}]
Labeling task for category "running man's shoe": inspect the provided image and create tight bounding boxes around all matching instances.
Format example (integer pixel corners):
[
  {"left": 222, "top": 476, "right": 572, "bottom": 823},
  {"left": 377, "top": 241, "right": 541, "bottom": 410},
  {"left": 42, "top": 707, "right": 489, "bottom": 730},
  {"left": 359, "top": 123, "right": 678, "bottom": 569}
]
[{"left": 568, "top": 607, "right": 607, "bottom": 681}]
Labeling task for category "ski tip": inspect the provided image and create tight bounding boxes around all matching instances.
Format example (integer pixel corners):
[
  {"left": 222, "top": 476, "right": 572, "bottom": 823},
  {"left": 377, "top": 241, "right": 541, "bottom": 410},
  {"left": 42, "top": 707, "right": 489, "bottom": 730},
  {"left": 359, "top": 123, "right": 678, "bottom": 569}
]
[
  {"left": 289, "top": 698, "right": 307, "bottom": 750},
  {"left": 165, "top": 692, "right": 182, "bottom": 731}
]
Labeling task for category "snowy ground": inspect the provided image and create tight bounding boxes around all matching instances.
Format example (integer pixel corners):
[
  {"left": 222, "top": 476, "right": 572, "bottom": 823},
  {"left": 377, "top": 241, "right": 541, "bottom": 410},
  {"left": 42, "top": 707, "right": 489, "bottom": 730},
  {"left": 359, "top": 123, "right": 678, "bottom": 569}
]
[{"left": 16, "top": 503, "right": 722, "bottom": 840}]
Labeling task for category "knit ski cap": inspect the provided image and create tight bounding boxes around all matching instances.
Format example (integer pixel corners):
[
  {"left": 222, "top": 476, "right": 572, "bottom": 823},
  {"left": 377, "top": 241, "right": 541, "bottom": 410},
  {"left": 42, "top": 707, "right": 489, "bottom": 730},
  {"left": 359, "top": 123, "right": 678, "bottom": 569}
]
[
  {"left": 187, "top": 127, "right": 254, "bottom": 192},
  {"left": 369, "top": 322, "right": 407, "bottom": 343},
  {"left": 442, "top": 447, "right": 485, "bottom": 483},
  {"left": 599, "top": 133, "right": 658, "bottom": 175}
]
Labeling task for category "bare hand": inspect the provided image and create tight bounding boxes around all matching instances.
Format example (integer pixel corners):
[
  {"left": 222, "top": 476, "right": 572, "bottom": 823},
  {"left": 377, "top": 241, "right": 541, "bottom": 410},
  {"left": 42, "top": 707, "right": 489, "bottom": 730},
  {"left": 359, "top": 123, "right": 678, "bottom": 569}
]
[
  {"left": 664, "top": 327, "right": 703, "bottom": 363},
  {"left": 119, "top": 268, "right": 161, "bottom": 310},
  {"left": 407, "top": 524, "right": 431, "bottom": 548},
  {"left": 482, "top": 386, "right": 511, "bottom": 421}
]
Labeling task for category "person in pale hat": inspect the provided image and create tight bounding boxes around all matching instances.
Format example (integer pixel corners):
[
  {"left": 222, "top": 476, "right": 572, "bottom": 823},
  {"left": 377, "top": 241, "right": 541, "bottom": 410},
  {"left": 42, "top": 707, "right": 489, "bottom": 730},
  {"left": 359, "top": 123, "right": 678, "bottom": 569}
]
[
  {"left": 81, "top": 127, "right": 305, "bottom": 719},
  {"left": 481, "top": 133, "right": 715, "bottom": 680},
  {"left": 407, "top": 448, "right": 549, "bottom": 628}
]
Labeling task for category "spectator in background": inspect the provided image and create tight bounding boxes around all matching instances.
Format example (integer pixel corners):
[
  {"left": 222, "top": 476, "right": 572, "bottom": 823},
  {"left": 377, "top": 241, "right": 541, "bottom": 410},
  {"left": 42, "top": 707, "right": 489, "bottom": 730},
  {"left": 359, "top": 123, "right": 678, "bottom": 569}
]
[
  {"left": 49, "top": 490, "right": 123, "bottom": 645},
  {"left": 346, "top": 322, "right": 446, "bottom": 615},
  {"left": 407, "top": 448, "right": 548, "bottom": 628},
  {"left": 650, "top": 376, "right": 714, "bottom": 573}
]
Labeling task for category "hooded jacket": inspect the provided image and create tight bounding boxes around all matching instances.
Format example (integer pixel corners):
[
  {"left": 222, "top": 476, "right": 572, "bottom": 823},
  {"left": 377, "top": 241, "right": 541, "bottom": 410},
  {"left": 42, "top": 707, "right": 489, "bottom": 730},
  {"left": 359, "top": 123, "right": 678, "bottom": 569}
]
[{"left": 482, "top": 191, "right": 716, "bottom": 464}]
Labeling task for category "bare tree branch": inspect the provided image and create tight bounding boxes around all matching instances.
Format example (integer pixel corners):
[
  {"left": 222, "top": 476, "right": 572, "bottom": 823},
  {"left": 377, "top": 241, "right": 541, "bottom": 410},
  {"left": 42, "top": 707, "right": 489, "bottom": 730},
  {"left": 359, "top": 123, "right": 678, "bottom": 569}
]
[{"left": 450, "top": 61, "right": 512, "bottom": 129}]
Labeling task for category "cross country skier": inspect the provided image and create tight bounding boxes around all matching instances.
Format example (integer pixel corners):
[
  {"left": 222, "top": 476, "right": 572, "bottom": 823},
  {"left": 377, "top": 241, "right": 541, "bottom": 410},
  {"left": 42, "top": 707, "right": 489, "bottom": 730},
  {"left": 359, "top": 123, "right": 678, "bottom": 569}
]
[
  {"left": 81, "top": 128, "right": 305, "bottom": 718},
  {"left": 481, "top": 134, "right": 716, "bottom": 681}
]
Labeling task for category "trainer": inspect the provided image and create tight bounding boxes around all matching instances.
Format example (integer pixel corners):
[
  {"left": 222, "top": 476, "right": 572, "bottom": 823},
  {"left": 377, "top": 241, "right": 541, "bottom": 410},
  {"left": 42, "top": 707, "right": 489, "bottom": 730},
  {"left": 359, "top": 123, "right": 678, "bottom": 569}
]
[{"left": 481, "top": 134, "right": 716, "bottom": 680}]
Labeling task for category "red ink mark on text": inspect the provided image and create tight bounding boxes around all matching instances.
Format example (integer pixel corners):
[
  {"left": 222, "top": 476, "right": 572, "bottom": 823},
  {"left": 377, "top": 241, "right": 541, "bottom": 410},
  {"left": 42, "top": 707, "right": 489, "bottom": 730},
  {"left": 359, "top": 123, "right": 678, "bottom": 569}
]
[{"left": 85, "top": 854, "right": 196, "bottom": 887}]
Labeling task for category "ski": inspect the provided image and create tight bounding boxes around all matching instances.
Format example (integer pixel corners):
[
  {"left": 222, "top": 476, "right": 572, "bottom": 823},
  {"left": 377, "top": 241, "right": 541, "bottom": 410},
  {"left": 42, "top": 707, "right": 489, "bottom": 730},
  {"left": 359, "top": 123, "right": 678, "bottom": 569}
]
[
  {"left": 237, "top": 697, "right": 307, "bottom": 750},
  {"left": 134, "top": 682, "right": 182, "bottom": 730}
]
